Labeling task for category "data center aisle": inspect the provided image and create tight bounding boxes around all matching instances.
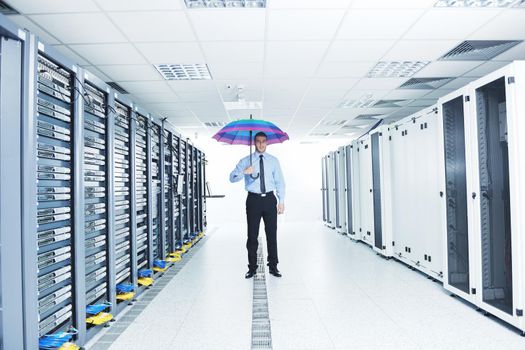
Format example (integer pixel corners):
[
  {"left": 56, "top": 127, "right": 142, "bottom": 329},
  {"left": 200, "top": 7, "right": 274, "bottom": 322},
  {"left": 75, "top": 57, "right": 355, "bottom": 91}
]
[{"left": 99, "top": 222, "right": 525, "bottom": 350}]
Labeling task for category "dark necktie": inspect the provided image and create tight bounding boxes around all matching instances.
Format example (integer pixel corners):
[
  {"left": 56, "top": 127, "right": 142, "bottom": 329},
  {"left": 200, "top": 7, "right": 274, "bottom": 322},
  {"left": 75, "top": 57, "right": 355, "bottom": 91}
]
[{"left": 259, "top": 155, "right": 266, "bottom": 193}]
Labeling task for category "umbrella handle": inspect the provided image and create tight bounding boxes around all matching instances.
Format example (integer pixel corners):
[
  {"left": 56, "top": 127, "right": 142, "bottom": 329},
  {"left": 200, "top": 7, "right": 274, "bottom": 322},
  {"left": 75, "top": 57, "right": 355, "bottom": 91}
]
[{"left": 250, "top": 173, "right": 260, "bottom": 179}]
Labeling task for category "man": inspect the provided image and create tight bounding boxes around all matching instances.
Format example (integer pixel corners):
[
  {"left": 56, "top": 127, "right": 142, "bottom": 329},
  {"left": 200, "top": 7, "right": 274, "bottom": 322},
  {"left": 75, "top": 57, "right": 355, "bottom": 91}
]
[{"left": 230, "top": 131, "right": 285, "bottom": 279}]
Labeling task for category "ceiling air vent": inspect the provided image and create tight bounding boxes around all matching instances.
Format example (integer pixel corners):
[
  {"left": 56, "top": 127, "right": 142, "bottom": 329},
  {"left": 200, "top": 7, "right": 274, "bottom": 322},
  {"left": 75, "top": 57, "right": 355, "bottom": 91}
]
[
  {"left": 0, "top": 1, "right": 19, "bottom": 14},
  {"left": 339, "top": 99, "right": 376, "bottom": 109},
  {"left": 367, "top": 61, "right": 429, "bottom": 78},
  {"left": 435, "top": 0, "right": 520, "bottom": 7},
  {"left": 354, "top": 114, "right": 382, "bottom": 121},
  {"left": 204, "top": 121, "right": 227, "bottom": 127},
  {"left": 440, "top": 40, "right": 521, "bottom": 61},
  {"left": 106, "top": 82, "right": 129, "bottom": 94},
  {"left": 399, "top": 77, "right": 453, "bottom": 90},
  {"left": 154, "top": 64, "right": 212, "bottom": 80},
  {"left": 185, "top": 0, "right": 266, "bottom": 8},
  {"left": 309, "top": 132, "right": 331, "bottom": 137},
  {"left": 373, "top": 100, "right": 406, "bottom": 108}
]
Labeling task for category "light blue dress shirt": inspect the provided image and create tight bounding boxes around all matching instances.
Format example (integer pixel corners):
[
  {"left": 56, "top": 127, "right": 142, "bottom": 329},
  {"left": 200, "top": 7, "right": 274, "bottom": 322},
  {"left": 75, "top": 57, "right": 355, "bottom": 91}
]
[{"left": 230, "top": 151, "right": 285, "bottom": 203}]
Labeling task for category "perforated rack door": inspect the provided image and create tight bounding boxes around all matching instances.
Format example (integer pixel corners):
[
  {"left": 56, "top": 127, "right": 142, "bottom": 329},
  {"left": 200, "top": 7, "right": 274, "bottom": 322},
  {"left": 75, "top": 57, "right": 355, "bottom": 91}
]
[{"left": 150, "top": 122, "right": 162, "bottom": 260}]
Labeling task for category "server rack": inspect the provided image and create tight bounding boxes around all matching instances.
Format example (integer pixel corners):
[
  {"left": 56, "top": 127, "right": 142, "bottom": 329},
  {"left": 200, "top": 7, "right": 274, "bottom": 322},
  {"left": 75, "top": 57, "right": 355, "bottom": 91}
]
[
  {"left": 150, "top": 120, "right": 163, "bottom": 262},
  {"left": 343, "top": 144, "right": 354, "bottom": 238},
  {"left": 172, "top": 133, "right": 183, "bottom": 250},
  {"left": 336, "top": 147, "right": 347, "bottom": 234},
  {"left": 180, "top": 139, "right": 190, "bottom": 242},
  {"left": 0, "top": 18, "right": 26, "bottom": 350},
  {"left": 321, "top": 156, "right": 328, "bottom": 223},
  {"left": 349, "top": 140, "right": 361, "bottom": 239},
  {"left": 327, "top": 152, "right": 337, "bottom": 229},
  {"left": 357, "top": 137, "right": 373, "bottom": 245}
]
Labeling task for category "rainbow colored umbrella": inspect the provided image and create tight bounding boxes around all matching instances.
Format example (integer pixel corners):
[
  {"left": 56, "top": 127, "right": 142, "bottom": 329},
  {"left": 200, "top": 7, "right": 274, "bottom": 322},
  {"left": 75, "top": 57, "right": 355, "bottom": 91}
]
[{"left": 212, "top": 115, "right": 289, "bottom": 178}]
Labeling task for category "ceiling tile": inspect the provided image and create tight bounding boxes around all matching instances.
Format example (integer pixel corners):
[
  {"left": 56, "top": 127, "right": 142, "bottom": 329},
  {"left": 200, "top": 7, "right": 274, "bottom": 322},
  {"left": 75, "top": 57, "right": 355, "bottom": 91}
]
[
  {"left": 383, "top": 40, "right": 460, "bottom": 61},
  {"left": 268, "top": 10, "right": 345, "bottom": 41},
  {"left": 96, "top": 0, "right": 184, "bottom": 11},
  {"left": 81, "top": 65, "right": 112, "bottom": 82},
  {"left": 207, "top": 62, "right": 264, "bottom": 79},
  {"left": 132, "top": 92, "right": 180, "bottom": 103},
  {"left": 9, "top": 0, "right": 99, "bottom": 13},
  {"left": 108, "top": 11, "right": 195, "bottom": 42},
  {"left": 352, "top": 78, "right": 407, "bottom": 90},
  {"left": 325, "top": 40, "right": 394, "bottom": 61},
  {"left": 29, "top": 13, "right": 126, "bottom": 43},
  {"left": 309, "top": 78, "right": 359, "bottom": 91},
  {"left": 266, "top": 41, "right": 330, "bottom": 63},
  {"left": 8, "top": 15, "right": 61, "bottom": 44},
  {"left": 168, "top": 80, "right": 217, "bottom": 93},
  {"left": 493, "top": 41, "right": 525, "bottom": 61},
  {"left": 384, "top": 89, "right": 430, "bottom": 100},
  {"left": 316, "top": 61, "right": 375, "bottom": 78},
  {"left": 462, "top": 61, "right": 510, "bottom": 78},
  {"left": 189, "top": 10, "right": 265, "bottom": 41},
  {"left": 96, "top": 64, "right": 162, "bottom": 81},
  {"left": 118, "top": 81, "right": 173, "bottom": 95},
  {"left": 414, "top": 61, "right": 484, "bottom": 78},
  {"left": 438, "top": 77, "right": 476, "bottom": 90},
  {"left": 136, "top": 42, "right": 204, "bottom": 64},
  {"left": 264, "top": 62, "right": 318, "bottom": 78},
  {"left": 69, "top": 43, "right": 147, "bottom": 65},
  {"left": 423, "top": 88, "right": 454, "bottom": 99},
  {"left": 338, "top": 9, "right": 423, "bottom": 40},
  {"left": 403, "top": 9, "right": 500, "bottom": 40},
  {"left": 201, "top": 41, "right": 264, "bottom": 63},
  {"left": 268, "top": 0, "right": 351, "bottom": 9},
  {"left": 406, "top": 99, "right": 437, "bottom": 108},
  {"left": 351, "top": 0, "right": 435, "bottom": 8},
  {"left": 469, "top": 10, "right": 525, "bottom": 40},
  {"left": 51, "top": 45, "right": 90, "bottom": 65}
]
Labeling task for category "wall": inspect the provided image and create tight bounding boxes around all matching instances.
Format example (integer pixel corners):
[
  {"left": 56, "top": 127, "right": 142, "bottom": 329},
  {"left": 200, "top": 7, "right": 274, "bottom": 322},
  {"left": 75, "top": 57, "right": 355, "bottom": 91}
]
[{"left": 189, "top": 135, "right": 344, "bottom": 226}]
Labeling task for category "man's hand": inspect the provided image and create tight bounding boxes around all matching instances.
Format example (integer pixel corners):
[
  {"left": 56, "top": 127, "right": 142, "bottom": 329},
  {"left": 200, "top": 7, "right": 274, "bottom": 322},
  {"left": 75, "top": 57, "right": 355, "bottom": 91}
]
[
  {"left": 243, "top": 166, "right": 253, "bottom": 174},
  {"left": 277, "top": 203, "right": 285, "bottom": 215}
]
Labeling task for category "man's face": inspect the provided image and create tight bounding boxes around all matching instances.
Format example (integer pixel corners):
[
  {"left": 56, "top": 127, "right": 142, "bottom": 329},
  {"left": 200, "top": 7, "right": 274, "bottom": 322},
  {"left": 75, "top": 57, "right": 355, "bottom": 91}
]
[{"left": 255, "top": 135, "right": 267, "bottom": 153}]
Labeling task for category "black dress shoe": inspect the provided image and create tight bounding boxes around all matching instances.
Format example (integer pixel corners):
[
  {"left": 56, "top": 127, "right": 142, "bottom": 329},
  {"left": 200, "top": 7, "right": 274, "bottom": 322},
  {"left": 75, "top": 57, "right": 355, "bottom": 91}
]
[
  {"left": 269, "top": 267, "right": 282, "bottom": 277},
  {"left": 245, "top": 270, "right": 256, "bottom": 279}
]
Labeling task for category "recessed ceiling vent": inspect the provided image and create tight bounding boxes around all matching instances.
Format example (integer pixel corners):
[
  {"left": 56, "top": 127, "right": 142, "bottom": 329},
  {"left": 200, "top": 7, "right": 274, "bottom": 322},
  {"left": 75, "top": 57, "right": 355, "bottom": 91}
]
[
  {"left": 309, "top": 132, "right": 331, "bottom": 137},
  {"left": 367, "top": 61, "right": 429, "bottom": 78},
  {"left": 204, "top": 121, "right": 227, "bottom": 127},
  {"left": 0, "top": 1, "right": 19, "bottom": 15},
  {"left": 399, "top": 77, "right": 453, "bottom": 90},
  {"left": 373, "top": 100, "right": 406, "bottom": 108},
  {"left": 106, "top": 82, "right": 129, "bottom": 94},
  {"left": 440, "top": 40, "right": 521, "bottom": 61},
  {"left": 354, "top": 114, "right": 382, "bottom": 121},
  {"left": 154, "top": 64, "right": 212, "bottom": 80}
]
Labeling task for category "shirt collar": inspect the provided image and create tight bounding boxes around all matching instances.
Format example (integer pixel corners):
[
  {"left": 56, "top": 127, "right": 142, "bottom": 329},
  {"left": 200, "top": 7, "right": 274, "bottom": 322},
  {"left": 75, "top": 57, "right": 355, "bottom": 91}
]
[{"left": 254, "top": 151, "right": 266, "bottom": 158}]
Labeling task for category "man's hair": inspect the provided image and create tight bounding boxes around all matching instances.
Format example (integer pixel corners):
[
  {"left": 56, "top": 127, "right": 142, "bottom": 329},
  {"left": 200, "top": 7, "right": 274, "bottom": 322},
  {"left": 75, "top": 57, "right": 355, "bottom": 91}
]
[{"left": 254, "top": 131, "right": 267, "bottom": 140}]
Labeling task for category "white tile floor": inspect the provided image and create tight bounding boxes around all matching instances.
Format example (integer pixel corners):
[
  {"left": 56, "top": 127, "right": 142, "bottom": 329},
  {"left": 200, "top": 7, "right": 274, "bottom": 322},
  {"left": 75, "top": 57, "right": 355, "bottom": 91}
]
[{"left": 105, "top": 221, "right": 525, "bottom": 350}]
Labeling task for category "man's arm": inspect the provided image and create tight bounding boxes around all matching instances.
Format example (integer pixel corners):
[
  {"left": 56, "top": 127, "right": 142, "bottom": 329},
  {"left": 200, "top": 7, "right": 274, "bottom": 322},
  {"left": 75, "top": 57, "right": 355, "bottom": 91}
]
[
  {"left": 274, "top": 158, "right": 285, "bottom": 214},
  {"left": 229, "top": 158, "right": 246, "bottom": 183}
]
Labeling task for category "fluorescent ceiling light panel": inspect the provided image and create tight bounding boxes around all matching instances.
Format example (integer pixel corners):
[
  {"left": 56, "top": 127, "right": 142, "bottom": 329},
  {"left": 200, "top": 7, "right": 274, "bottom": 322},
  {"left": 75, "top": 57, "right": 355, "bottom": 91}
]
[
  {"left": 440, "top": 40, "right": 522, "bottom": 61},
  {"left": 185, "top": 0, "right": 266, "bottom": 8},
  {"left": 154, "top": 64, "right": 212, "bottom": 80},
  {"left": 434, "top": 0, "right": 519, "bottom": 7},
  {"left": 204, "top": 121, "right": 228, "bottom": 127},
  {"left": 373, "top": 100, "right": 406, "bottom": 108},
  {"left": 367, "top": 61, "right": 429, "bottom": 78}
]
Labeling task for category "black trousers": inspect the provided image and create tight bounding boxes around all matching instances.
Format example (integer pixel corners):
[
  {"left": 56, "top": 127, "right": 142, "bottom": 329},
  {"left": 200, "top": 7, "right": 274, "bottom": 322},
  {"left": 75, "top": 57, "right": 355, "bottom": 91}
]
[{"left": 246, "top": 192, "right": 278, "bottom": 271}]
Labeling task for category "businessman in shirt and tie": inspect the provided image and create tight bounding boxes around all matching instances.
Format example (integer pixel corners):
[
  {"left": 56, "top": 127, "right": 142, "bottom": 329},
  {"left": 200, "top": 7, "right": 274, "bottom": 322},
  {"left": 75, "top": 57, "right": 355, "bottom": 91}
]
[{"left": 230, "top": 132, "right": 285, "bottom": 279}]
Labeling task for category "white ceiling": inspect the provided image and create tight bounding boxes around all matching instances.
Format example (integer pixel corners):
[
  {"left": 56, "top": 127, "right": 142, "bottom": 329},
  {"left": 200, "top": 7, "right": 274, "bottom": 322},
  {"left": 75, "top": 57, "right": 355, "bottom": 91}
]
[{"left": 5, "top": 0, "right": 525, "bottom": 141}]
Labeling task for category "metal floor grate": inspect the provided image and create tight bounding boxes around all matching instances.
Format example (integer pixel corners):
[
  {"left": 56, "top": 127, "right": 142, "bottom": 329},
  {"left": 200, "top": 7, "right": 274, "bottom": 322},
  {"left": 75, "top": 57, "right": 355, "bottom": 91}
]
[{"left": 251, "top": 241, "right": 273, "bottom": 350}]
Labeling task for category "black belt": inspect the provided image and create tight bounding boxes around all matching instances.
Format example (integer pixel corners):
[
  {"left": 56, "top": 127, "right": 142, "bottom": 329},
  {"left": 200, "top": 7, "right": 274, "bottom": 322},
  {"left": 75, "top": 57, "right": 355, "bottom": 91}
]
[{"left": 248, "top": 191, "right": 273, "bottom": 197}]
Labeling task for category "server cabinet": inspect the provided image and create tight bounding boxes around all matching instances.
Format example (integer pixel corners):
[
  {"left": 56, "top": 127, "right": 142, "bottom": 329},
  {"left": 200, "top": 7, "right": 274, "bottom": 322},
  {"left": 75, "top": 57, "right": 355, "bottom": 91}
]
[
  {"left": 441, "top": 62, "right": 525, "bottom": 333},
  {"left": 349, "top": 140, "right": 361, "bottom": 239},
  {"left": 357, "top": 137, "right": 373, "bottom": 245},
  {"left": 180, "top": 139, "right": 190, "bottom": 242},
  {"left": 438, "top": 88, "right": 477, "bottom": 302},
  {"left": 390, "top": 107, "right": 444, "bottom": 279},
  {"left": 321, "top": 156, "right": 328, "bottom": 223},
  {"left": 370, "top": 125, "right": 393, "bottom": 257},
  {"left": 343, "top": 144, "right": 354, "bottom": 238},
  {"left": 196, "top": 150, "right": 205, "bottom": 233},
  {"left": 0, "top": 22, "right": 26, "bottom": 350},
  {"left": 327, "top": 152, "right": 337, "bottom": 229},
  {"left": 336, "top": 147, "right": 347, "bottom": 233},
  {"left": 150, "top": 121, "right": 163, "bottom": 262},
  {"left": 173, "top": 134, "right": 183, "bottom": 249}
]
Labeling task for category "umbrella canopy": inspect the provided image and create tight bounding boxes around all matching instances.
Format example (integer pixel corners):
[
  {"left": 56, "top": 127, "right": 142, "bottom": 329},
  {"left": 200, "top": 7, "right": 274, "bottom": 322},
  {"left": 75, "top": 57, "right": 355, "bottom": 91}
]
[{"left": 212, "top": 118, "right": 289, "bottom": 145}]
